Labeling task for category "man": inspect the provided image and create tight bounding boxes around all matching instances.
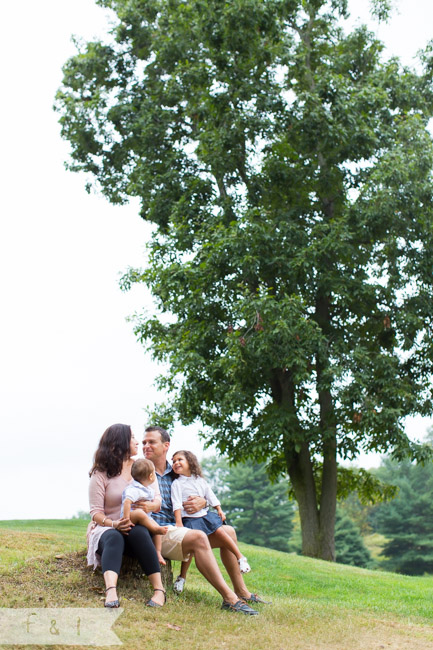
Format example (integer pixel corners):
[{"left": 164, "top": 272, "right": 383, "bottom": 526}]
[{"left": 142, "top": 425, "right": 269, "bottom": 615}]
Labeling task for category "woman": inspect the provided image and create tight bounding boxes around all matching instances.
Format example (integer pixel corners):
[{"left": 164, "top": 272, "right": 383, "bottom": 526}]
[{"left": 87, "top": 423, "right": 166, "bottom": 607}]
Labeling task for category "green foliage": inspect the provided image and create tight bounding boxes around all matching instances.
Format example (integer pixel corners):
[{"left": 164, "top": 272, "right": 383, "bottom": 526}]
[
  {"left": 334, "top": 510, "right": 373, "bottom": 568},
  {"left": 202, "top": 455, "right": 294, "bottom": 553},
  {"left": 338, "top": 490, "right": 376, "bottom": 536},
  {"left": 71, "top": 510, "right": 91, "bottom": 520},
  {"left": 369, "top": 455, "right": 433, "bottom": 575},
  {"left": 55, "top": 0, "right": 433, "bottom": 557},
  {"left": 298, "top": 464, "right": 398, "bottom": 505},
  {"left": 369, "top": 0, "right": 392, "bottom": 22}
]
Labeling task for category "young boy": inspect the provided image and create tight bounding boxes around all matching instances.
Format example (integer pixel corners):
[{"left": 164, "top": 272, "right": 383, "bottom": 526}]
[{"left": 121, "top": 458, "right": 168, "bottom": 564}]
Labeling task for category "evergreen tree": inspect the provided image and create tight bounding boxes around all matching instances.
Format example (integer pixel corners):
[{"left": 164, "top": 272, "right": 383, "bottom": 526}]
[
  {"left": 334, "top": 511, "right": 372, "bottom": 568},
  {"left": 370, "top": 457, "right": 433, "bottom": 575},
  {"left": 202, "top": 456, "right": 294, "bottom": 552}
]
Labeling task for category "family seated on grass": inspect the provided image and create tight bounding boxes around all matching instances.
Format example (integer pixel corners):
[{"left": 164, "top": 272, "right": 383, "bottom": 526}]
[{"left": 87, "top": 423, "right": 269, "bottom": 615}]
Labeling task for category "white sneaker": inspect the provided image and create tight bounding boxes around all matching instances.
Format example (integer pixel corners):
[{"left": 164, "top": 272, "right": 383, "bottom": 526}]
[
  {"left": 238, "top": 556, "right": 251, "bottom": 573},
  {"left": 173, "top": 576, "right": 186, "bottom": 593}
]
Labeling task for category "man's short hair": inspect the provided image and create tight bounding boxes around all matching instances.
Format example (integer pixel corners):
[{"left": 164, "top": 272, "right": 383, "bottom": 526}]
[{"left": 145, "top": 425, "right": 170, "bottom": 444}]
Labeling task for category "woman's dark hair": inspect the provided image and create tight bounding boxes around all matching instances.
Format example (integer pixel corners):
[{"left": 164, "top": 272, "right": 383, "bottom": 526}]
[
  {"left": 89, "top": 423, "right": 132, "bottom": 478},
  {"left": 172, "top": 450, "right": 203, "bottom": 478}
]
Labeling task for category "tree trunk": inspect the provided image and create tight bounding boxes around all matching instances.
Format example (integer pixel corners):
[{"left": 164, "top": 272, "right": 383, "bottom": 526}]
[
  {"left": 284, "top": 286, "right": 338, "bottom": 560},
  {"left": 319, "top": 435, "right": 337, "bottom": 560},
  {"left": 316, "top": 290, "right": 337, "bottom": 561},
  {"left": 121, "top": 555, "right": 173, "bottom": 590},
  {"left": 272, "top": 368, "right": 322, "bottom": 558},
  {"left": 274, "top": 365, "right": 337, "bottom": 560},
  {"left": 286, "top": 437, "right": 337, "bottom": 560},
  {"left": 285, "top": 442, "right": 321, "bottom": 557}
]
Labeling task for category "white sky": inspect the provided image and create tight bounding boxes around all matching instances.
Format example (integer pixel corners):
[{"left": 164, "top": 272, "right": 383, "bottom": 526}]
[{"left": 1, "top": 0, "right": 432, "bottom": 520}]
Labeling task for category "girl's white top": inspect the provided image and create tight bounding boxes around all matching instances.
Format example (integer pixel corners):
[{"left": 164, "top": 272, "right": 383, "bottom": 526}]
[{"left": 171, "top": 474, "right": 220, "bottom": 518}]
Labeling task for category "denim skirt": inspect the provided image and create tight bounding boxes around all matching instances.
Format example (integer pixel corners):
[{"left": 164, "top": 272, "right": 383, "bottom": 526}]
[{"left": 182, "top": 511, "right": 223, "bottom": 535}]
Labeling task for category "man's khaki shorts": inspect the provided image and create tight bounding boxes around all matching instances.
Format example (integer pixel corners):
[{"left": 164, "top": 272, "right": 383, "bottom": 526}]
[{"left": 160, "top": 526, "right": 191, "bottom": 562}]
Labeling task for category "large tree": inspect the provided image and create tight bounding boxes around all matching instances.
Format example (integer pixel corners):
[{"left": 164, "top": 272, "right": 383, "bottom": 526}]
[{"left": 56, "top": 0, "right": 433, "bottom": 560}]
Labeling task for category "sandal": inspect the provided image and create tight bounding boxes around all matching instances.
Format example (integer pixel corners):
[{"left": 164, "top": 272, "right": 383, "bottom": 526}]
[
  {"left": 146, "top": 588, "right": 166, "bottom": 608},
  {"left": 104, "top": 586, "right": 119, "bottom": 608}
]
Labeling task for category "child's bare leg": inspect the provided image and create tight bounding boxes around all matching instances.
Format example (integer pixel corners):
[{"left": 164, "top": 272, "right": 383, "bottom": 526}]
[
  {"left": 130, "top": 510, "right": 168, "bottom": 536},
  {"left": 153, "top": 534, "right": 166, "bottom": 566},
  {"left": 173, "top": 555, "right": 192, "bottom": 593},
  {"left": 179, "top": 555, "right": 192, "bottom": 580},
  {"left": 208, "top": 527, "right": 242, "bottom": 560}
]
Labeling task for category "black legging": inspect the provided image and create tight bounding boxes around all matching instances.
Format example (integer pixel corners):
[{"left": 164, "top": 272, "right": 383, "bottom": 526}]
[{"left": 97, "top": 525, "right": 160, "bottom": 576}]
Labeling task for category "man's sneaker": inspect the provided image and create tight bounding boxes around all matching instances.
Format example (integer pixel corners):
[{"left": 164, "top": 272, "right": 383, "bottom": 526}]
[
  {"left": 173, "top": 576, "right": 185, "bottom": 594},
  {"left": 238, "top": 556, "right": 251, "bottom": 573},
  {"left": 221, "top": 600, "right": 258, "bottom": 615},
  {"left": 241, "top": 593, "right": 271, "bottom": 605}
]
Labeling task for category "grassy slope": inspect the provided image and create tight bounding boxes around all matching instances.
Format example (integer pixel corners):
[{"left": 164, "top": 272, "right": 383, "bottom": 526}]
[
  {"left": 1, "top": 520, "right": 433, "bottom": 650},
  {"left": 0, "top": 519, "right": 89, "bottom": 572}
]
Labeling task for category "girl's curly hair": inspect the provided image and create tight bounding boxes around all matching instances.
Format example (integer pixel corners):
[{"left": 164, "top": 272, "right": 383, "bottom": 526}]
[
  {"left": 89, "top": 423, "right": 132, "bottom": 478},
  {"left": 172, "top": 450, "right": 203, "bottom": 478}
]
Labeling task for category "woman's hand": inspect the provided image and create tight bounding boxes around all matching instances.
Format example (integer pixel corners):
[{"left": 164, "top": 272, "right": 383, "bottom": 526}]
[
  {"left": 216, "top": 506, "right": 226, "bottom": 522},
  {"left": 115, "top": 517, "right": 134, "bottom": 534}
]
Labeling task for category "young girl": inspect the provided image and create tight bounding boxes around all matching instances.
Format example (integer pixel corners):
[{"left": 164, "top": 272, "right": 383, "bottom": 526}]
[
  {"left": 121, "top": 458, "right": 169, "bottom": 564},
  {"left": 171, "top": 450, "right": 250, "bottom": 592}
]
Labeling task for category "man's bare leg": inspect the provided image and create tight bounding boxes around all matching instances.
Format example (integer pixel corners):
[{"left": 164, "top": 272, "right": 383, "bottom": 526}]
[
  {"left": 181, "top": 529, "right": 239, "bottom": 605},
  {"left": 209, "top": 525, "right": 251, "bottom": 599}
]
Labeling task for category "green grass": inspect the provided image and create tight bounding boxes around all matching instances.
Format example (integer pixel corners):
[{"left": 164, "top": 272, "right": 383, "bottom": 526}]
[
  {"left": 0, "top": 519, "right": 89, "bottom": 572},
  {"left": 1, "top": 520, "right": 433, "bottom": 649}
]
